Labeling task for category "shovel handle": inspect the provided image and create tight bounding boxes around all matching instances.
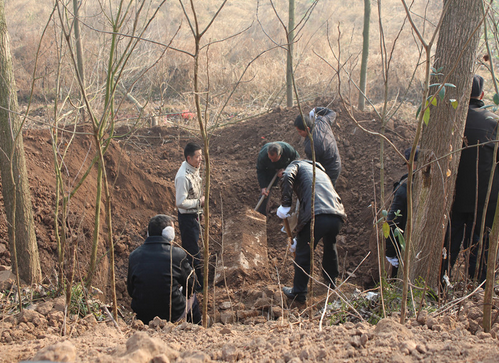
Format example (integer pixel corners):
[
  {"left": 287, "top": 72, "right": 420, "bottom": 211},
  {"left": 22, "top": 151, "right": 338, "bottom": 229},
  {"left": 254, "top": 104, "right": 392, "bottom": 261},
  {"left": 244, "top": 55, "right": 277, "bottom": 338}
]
[
  {"left": 283, "top": 218, "right": 293, "bottom": 238},
  {"left": 283, "top": 218, "right": 296, "bottom": 258},
  {"left": 254, "top": 172, "right": 278, "bottom": 211}
]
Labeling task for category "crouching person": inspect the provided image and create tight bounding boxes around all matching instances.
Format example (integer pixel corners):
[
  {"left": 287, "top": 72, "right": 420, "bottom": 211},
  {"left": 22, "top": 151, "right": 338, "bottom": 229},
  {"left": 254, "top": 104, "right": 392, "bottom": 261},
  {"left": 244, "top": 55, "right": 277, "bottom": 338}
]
[
  {"left": 277, "top": 160, "right": 347, "bottom": 303},
  {"left": 127, "top": 214, "right": 201, "bottom": 324}
]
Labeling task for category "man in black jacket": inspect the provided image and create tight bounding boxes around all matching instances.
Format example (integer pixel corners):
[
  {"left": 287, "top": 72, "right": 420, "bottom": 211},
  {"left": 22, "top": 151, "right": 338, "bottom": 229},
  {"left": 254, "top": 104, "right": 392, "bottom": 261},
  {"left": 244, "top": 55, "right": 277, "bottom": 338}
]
[
  {"left": 385, "top": 147, "right": 419, "bottom": 278},
  {"left": 442, "top": 75, "right": 499, "bottom": 283},
  {"left": 276, "top": 160, "right": 347, "bottom": 302},
  {"left": 256, "top": 142, "right": 300, "bottom": 215},
  {"left": 127, "top": 214, "right": 201, "bottom": 324},
  {"left": 294, "top": 107, "right": 341, "bottom": 186}
]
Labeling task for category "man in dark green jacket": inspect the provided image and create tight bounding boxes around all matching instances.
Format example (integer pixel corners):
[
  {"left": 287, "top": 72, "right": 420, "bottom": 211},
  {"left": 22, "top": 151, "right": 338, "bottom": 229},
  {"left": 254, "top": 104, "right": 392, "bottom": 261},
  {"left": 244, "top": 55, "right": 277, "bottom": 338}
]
[{"left": 256, "top": 141, "right": 299, "bottom": 215}]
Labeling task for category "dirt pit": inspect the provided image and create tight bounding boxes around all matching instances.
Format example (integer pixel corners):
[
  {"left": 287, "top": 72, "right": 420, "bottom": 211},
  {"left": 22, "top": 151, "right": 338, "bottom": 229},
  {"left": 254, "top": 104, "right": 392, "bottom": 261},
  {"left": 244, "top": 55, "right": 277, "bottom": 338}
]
[{"left": 1, "top": 100, "right": 499, "bottom": 362}]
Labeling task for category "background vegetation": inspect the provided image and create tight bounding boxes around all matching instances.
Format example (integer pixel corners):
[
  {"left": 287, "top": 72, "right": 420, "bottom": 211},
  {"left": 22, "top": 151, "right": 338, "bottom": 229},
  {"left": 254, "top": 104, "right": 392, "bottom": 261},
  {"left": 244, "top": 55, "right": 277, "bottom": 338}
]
[{"left": 5, "top": 0, "right": 446, "bottom": 121}]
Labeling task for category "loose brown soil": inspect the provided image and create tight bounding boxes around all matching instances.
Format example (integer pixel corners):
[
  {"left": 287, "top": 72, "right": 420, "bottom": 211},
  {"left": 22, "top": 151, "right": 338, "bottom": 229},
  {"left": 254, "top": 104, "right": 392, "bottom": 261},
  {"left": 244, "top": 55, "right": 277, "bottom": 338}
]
[{"left": 1, "top": 100, "right": 499, "bottom": 362}]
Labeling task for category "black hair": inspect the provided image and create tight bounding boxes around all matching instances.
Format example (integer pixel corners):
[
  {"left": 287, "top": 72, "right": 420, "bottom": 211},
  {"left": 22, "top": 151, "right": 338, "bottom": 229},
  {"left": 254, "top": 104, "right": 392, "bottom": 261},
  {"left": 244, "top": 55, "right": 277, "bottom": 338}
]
[
  {"left": 148, "top": 214, "right": 174, "bottom": 236},
  {"left": 471, "top": 75, "right": 484, "bottom": 98},
  {"left": 404, "top": 146, "right": 420, "bottom": 162},
  {"left": 294, "top": 114, "right": 314, "bottom": 131},
  {"left": 184, "top": 142, "right": 202, "bottom": 160},
  {"left": 267, "top": 142, "right": 283, "bottom": 156}
]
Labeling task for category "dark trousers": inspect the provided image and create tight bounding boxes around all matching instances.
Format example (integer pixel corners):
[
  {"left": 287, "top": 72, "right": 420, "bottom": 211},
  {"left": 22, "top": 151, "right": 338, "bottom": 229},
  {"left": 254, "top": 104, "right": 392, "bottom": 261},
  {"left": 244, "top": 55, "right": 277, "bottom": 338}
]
[
  {"left": 293, "top": 214, "right": 343, "bottom": 293},
  {"left": 177, "top": 212, "right": 203, "bottom": 290},
  {"left": 443, "top": 210, "right": 493, "bottom": 282}
]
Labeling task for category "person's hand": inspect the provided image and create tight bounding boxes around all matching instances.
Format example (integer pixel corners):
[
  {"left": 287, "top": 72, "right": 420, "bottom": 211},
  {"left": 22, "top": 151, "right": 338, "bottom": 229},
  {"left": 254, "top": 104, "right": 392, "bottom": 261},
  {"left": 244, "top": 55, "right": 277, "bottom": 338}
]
[
  {"left": 261, "top": 188, "right": 269, "bottom": 197},
  {"left": 386, "top": 256, "right": 399, "bottom": 268},
  {"left": 199, "top": 196, "right": 205, "bottom": 207},
  {"left": 289, "top": 237, "right": 297, "bottom": 253},
  {"left": 276, "top": 205, "right": 291, "bottom": 219},
  {"left": 277, "top": 169, "right": 284, "bottom": 178}
]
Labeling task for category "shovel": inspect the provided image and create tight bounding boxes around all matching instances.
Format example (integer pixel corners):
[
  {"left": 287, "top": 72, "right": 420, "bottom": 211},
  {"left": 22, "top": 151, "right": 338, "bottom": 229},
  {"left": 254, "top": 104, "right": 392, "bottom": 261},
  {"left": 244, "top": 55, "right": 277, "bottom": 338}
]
[
  {"left": 283, "top": 217, "right": 296, "bottom": 259},
  {"left": 254, "top": 172, "right": 278, "bottom": 211}
]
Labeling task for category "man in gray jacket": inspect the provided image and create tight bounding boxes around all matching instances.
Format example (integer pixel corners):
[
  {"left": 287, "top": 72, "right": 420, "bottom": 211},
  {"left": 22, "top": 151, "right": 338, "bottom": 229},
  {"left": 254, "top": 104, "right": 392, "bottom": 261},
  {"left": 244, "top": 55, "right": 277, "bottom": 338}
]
[
  {"left": 276, "top": 160, "right": 347, "bottom": 303},
  {"left": 294, "top": 107, "right": 341, "bottom": 186},
  {"left": 175, "top": 142, "right": 204, "bottom": 292}
]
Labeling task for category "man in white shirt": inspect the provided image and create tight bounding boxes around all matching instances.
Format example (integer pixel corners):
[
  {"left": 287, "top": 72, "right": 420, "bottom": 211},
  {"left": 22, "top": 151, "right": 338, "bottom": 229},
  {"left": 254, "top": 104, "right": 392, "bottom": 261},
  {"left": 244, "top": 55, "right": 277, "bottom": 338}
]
[{"left": 175, "top": 142, "right": 205, "bottom": 292}]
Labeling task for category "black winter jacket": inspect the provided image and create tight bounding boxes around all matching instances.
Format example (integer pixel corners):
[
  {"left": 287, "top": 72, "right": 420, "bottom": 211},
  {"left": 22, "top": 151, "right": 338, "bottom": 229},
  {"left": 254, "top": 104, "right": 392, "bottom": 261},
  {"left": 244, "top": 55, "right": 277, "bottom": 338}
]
[
  {"left": 303, "top": 108, "right": 341, "bottom": 186},
  {"left": 127, "top": 235, "right": 196, "bottom": 323},
  {"left": 256, "top": 141, "right": 300, "bottom": 189},
  {"left": 386, "top": 174, "right": 408, "bottom": 258},
  {"left": 453, "top": 99, "right": 499, "bottom": 213},
  {"left": 280, "top": 160, "right": 346, "bottom": 232}
]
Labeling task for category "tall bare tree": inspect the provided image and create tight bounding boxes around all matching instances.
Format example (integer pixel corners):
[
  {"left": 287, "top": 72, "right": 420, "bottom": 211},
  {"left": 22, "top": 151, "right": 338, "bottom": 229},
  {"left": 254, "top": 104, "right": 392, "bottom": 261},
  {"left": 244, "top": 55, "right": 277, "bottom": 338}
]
[
  {"left": 358, "top": 0, "right": 370, "bottom": 111},
  {"left": 0, "top": 0, "right": 41, "bottom": 284},
  {"left": 410, "top": 0, "right": 483, "bottom": 289},
  {"left": 286, "top": 0, "right": 295, "bottom": 107}
]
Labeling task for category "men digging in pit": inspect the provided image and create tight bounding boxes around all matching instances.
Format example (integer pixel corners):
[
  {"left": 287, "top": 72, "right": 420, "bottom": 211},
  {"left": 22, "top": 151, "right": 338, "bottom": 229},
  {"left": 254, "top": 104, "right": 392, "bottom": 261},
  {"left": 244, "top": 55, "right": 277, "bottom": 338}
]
[
  {"left": 127, "top": 214, "right": 201, "bottom": 324},
  {"left": 441, "top": 74, "right": 499, "bottom": 284},
  {"left": 175, "top": 142, "right": 204, "bottom": 292},
  {"left": 256, "top": 141, "right": 300, "bottom": 216},
  {"left": 294, "top": 107, "right": 341, "bottom": 186},
  {"left": 276, "top": 159, "right": 347, "bottom": 303}
]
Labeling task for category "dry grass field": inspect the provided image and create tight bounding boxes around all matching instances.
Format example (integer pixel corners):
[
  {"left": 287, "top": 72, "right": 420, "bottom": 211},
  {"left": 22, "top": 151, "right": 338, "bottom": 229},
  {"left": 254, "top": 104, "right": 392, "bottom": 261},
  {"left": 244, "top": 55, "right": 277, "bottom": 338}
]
[{"left": 4, "top": 0, "right": 450, "bottom": 122}]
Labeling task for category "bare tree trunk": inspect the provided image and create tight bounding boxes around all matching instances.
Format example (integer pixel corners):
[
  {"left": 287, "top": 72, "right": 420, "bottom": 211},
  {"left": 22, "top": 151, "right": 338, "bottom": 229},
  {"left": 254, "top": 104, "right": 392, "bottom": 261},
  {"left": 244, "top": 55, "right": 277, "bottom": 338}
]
[
  {"left": 0, "top": 0, "right": 41, "bottom": 284},
  {"left": 73, "top": 0, "right": 85, "bottom": 84},
  {"left": 411, "top": 0, "right": 482, "bottom": 289},
  {"left": 286, "top": 0, "right": 295, "bottom": 107},
  {"left": 358, "top": 0, "right": 370, "bottom": 111},
  {"left": 483, "top": 151, "right": 499, "bottom": 332}
]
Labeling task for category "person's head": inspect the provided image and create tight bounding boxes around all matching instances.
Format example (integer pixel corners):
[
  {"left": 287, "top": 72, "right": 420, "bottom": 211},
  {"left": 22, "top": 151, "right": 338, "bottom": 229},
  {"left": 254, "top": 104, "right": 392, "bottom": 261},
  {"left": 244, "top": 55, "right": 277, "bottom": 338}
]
[
  {"left": 267, "top": 143, "right": 283, "bottom": 162},
  {"left": 294, "top": 114, "right": 314, "bottom": 138},
  {"left": 404, "top": 146, "right": 419, "bottom": 170},
  {"left": 471, "top": 74, "right": 484, "bottom": 99},
  {"left": 184, "top": 142, "right": 202, "bottom": 168},
  {"left": 148, "top": 214, "right": 175, "bottom": 241}
]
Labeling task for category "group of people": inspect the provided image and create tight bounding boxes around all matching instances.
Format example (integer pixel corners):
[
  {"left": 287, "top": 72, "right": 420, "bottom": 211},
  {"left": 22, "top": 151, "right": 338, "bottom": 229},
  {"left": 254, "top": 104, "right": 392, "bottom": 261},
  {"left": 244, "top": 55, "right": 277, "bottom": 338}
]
[
  {"left": 385, "top": 74, "right": 499, "bottom": 286},
  {"left": 126, "top": 74, "right": 499, "bottom": 324},
  {"left": 257, "top": 107, "right": 345, "bottom": 302}
]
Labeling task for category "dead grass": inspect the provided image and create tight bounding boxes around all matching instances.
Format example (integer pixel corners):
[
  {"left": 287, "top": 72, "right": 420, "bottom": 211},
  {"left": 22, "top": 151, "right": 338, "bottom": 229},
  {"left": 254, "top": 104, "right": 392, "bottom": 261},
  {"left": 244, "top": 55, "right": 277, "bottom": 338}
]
[{"left": 4, "top": 0, "right": 444, "bottom": 120}]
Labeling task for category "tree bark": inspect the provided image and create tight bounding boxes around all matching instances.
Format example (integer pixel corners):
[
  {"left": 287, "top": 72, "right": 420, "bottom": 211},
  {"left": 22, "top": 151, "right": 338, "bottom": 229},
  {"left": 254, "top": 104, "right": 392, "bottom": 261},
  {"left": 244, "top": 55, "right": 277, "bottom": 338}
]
[
  {"left": 411, "top": 0, "right": 482, "bottom": 288},
  {"left": 286, "top": 0, "right": 295, "bottom": 108},
  {"left": 358, "top": 0, "right": 370, "bottom": 111},
  {"left": 0, "top": 0, "right": 41, "bottom": 284}
]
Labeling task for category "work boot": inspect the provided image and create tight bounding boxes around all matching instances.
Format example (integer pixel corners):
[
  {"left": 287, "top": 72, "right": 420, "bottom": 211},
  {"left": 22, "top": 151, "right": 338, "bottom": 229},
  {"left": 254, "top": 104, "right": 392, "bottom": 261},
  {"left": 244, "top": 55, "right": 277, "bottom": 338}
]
[
  {"left": 282, "top": 286, "right": 306, "bottom": 303},
  {"left": 324, "top": 276, "right": 337, "bottom": 289}
]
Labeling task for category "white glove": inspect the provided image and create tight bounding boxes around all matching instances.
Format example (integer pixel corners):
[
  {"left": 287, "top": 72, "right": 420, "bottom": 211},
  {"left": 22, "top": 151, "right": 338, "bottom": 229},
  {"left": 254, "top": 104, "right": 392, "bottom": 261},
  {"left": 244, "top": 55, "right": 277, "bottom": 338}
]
[
  {"left": 289, "top": 237, "right": 297, "bottom": 253},
  {"left": 309, "top": 108, "right": 316, "bottom": 120},
  {"left": 386, "top": 256, "right": 399, "bottom": 268},
  {"left": 276, "top": 205, "right": 291, "bottom": 219}
]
